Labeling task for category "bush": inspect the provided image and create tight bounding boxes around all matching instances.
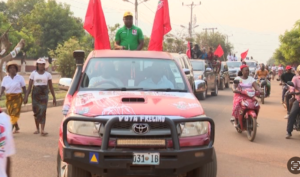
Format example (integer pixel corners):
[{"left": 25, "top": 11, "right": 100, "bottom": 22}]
[{"left": 49, "top": 37, "right": 91, "bottom": 78}]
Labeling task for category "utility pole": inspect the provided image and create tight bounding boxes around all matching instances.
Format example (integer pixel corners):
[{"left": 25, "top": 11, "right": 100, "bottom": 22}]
[
  {"left": 182, "top": 1, "right": 201, "bottom": 38},
  {"left": 203, "top": 28, "right": 218, "bottom": 34},
  {"left": 123, "top": 0, "right": 150, "bottom": 26},
  {"left": 135, "top": 0, "right": 138, "bottom": 26},
  {"left": 224, "top": 34, "right": 233, "bottom": 44}
]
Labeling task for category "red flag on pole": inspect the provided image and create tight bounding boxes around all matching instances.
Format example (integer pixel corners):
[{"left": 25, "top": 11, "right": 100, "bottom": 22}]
[
  {"left": 186, "top": 42, "right": 191, "bottom": 58},
  {"left": 214, "top": 45, "right": 224, "bottom": 57},
  {"left": 84, "top": 0, "right": 110, "bottom": 50},
  {"left": 241, "top": 49, "right": 249, "bottom": 60},
  {"left": 148, "top": 0, "right": 172, "bottom": 51}
]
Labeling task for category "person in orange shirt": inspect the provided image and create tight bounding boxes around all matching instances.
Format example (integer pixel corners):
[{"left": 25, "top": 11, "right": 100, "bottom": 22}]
[{"left": 255, "top": 64, "right": 271, "bottom": 97}]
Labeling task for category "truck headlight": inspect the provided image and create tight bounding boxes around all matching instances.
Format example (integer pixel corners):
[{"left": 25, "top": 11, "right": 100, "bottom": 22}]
[
  {"left": 67, "top": 121, "right": 100, "bottom": 137},
  {"left": 180, "top": 121, "right": 209, "bottom": 137}
]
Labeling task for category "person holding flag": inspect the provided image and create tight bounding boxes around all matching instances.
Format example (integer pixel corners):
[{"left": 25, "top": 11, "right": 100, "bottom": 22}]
[{"left": 114, "top": 12, "right": 144, "bottom": 51}]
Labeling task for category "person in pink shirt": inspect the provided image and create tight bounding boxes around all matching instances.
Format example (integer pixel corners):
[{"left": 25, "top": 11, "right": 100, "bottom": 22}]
[{"left": 286, "top": 65, "right": 300, "bottom": 139}]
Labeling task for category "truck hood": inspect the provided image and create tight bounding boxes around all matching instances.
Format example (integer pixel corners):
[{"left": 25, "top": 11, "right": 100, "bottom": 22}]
[
  {"left": 228, "top": 67, "right": 239, "bottom": 71},
  {"left": 193, "top": 71, "right": 204, "bottom": 79},
  {"left": 69, "top": 91, "right": 204, "bottom": 118}
]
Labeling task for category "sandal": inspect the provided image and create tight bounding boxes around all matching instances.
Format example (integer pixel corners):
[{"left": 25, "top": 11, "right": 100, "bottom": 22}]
[
  {"left": 33, "top": 130, "right": 40, "bottom": 134},
  {"left": 13, "top": 130, "right": 20, "bottom": 134},
  {"left": 41, "top": 132, "right": 48, "bottom": 136}
]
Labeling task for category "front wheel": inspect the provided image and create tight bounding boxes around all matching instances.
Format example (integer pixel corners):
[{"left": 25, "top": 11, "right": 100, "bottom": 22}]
[
  {"left": 211, "top": 83, "right": 218, "bottom": 96},
  {"left": 261, "top": 86, "right": 265, "bottom": 104},
  {"left": 219, "top": 79, "right": 225, "bottom": 90},
  {"left": 186, "top": 148, "right": 217, "bottom": 177},
  {"left": 57, "top": 150, "right": 91, "bottom": 177},
  {"left": 246, "top": 116, "right": 257, "bottom": 142}
]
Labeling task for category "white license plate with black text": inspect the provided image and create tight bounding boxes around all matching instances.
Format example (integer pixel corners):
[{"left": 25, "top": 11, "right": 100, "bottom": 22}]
[{"left": 132, "top": 153, "right": 160, "bottom": 165}]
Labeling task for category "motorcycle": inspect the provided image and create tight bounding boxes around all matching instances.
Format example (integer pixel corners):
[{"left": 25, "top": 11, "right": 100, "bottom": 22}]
[
  {"left": 232, "top": 80, "right": 261, "bottom": 141},
  {"left": 286, "top": 81, "right": 300, "bottom": 131},
  {"left": 256, "top": 77, "right": 270, "bottom": 104}
]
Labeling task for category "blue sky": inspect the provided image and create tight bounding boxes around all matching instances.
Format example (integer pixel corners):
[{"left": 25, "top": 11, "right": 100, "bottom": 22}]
[{"left": 3, "top": 0, "right": 300, "bottom": 63}]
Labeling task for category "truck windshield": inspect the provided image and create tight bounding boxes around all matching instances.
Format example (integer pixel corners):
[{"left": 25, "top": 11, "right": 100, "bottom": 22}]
[
  {"left": 246, "top": 62, "right": 256, "bottom": 67},
  {"left": 227, "top": 62, "right": 242, "bottom": 68},
  {"left": 190, "top": 61, "right": 205, "bottom": 71},
  {"left": 80, "top": 58, "right": 188, "bottom": 91}
]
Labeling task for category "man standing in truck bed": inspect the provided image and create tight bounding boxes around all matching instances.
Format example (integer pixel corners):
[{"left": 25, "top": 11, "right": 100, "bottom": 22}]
[{"left": 114, "top": 11, "right": 144, "bottom": 50}]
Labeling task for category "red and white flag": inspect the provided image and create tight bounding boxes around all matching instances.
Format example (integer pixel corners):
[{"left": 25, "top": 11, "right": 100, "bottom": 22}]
[
  {"left": 84, "top": 0, "right": 110, "bottom": 50},
  {"left": 148, "top": 0, "right": 172, "bottom": 51}
]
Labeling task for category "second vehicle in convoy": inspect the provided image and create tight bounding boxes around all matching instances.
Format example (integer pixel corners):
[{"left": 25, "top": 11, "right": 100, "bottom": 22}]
[
  {"left": 190, "top": 59, "right": 218, "bottom": 100},
  {"left": 227, "top": 61, "right": 242, "bottom": 80}
]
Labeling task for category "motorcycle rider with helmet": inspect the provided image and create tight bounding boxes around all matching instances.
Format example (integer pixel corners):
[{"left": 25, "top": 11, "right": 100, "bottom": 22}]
[
  {"left": 231, "top": 64, "right": 262, "bottom": 127},
  {"left": 286, "top": 65, "right": 300, "bottom": 139},
  {"left": 254, "top": 64, "right": 271, "bottom": 97},
  {"left": 280, "top": 65, "right": 295, "bottom": 118}
]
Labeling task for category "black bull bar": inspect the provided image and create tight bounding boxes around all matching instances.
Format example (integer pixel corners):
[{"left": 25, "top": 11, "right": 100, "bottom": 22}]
[{"left": 62, "top": 116, "right": 215, "bottom": 150}]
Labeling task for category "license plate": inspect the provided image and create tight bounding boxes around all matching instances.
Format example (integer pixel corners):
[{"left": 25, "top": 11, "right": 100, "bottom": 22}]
[{"left": 132, "top": 153, "right": 160, "bottom": 165}]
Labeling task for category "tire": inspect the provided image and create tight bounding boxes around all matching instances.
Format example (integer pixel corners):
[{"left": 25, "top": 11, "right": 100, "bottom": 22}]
[
  {"left": 261, "top": 86, "right": 265, "bottom": 104},
  {"left": 198, "top": 90, "right": 207, "bottom": 100},
  {"left": 211, "top": 83, "right": 218, "bottom": 96},
  {"left": 187, "top": 148, "right": 217, "bottom": 177},
  {"left": 246, "top": 116, "right": 257, "bottom": 142},
  {"left": 219, "top": 79, "right": 225, "bottom": 90},
  {"left": 225, "top": 81, "right": 229, "bottom": 88},
  {"left": 57, "top": 151, "right": 91, "bottom": 177}
]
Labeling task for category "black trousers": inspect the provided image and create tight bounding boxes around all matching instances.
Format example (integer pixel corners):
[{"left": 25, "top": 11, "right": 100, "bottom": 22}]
[
  {"left": 286, "top": 94, "right": 292, "bottom": 114},
  {"left": 287, "top": 100, "right": 299, "bottom": 133}
]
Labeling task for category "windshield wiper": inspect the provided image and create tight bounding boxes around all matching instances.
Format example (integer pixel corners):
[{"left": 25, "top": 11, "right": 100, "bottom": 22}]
[
  {"left": 143, "top": 88, "right": 188, "bottom": 92},
  {"left": 102, "top": 88, "right": 144, "bottom": 91}
]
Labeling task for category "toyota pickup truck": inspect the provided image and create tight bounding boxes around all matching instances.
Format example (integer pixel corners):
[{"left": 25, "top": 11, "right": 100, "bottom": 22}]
[{"left": 57, "top": 50, "right": 216, "bottom": 177}]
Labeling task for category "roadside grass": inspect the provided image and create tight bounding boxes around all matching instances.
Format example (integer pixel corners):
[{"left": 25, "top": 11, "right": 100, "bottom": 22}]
[{"left": 0, "top": 83, "right": 67, "bottom": 107}]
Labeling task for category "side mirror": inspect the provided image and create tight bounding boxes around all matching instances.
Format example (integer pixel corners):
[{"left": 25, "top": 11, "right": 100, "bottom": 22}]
[
  {"left": 287, "top": 81, "right": 294, "bottom": 87},
  {"left": 206, "top": 67, "right": 212, "bottom": 72},
  {"left": 183, "top": 68, "right": 190, "bottom": 75}
]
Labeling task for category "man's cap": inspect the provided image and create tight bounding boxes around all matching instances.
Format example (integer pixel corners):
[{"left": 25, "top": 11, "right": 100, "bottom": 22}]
[
  {"left": 124, "top": 11, "right": 133, "bottom": 17},
  {"left": 286, "top": 65, "right": 292, "bottom": 70}
]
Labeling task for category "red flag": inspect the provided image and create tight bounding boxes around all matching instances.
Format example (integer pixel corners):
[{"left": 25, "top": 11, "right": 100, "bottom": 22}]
[
  {"left": 214, "top": 45, "right": 224, "bottom": 57},
  {"left": 241, "top": 49, "right": 249, "bottom": 60},
  {"left": 148, "top": 0, "right": 172, "bottom": 51},
  {"left": 83, "top": 0, "right": 110, "bottom": 50},
  {"left": 186, "top": 42, "right": 191, "bottom": 58}
]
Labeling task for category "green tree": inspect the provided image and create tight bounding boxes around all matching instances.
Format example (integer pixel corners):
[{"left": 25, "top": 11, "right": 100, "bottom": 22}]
[
  {"left": 5, "top": 0, "right": 43, "bottom": 31},
  {"left": 49, "top": 37, "right": 92, "bottom": 77},
  {"left": 274, "top": 20, "right": 300, "bottom": 65},
  {"left": 23, "top": 1, "right": 84, "bottom": 57},
  {"left": 194, "top": 32, "right": 233, "bottom": 59}
]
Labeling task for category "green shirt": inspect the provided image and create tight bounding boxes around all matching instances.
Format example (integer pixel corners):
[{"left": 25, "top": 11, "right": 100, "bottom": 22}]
[{"left": 115, "top": 25, "right": 144, "bottom": 50}]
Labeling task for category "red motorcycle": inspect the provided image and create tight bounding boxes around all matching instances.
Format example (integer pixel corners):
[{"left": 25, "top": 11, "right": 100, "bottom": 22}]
[{"left": 233, "top": 80, "right": 261, "bottom": 141}]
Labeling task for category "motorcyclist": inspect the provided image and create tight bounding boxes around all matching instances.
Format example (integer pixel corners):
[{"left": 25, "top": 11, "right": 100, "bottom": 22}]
[
  {"left": 280, "top": 65, "right": 295, "bottom": 118},
  {"left": 254, "top": 64, "right": 271, "bottom": 97},
  {"left": 286, "top": 65, "right": 300, "bottom": 139},
  {"left": 277, "top": 64, "right": 284, "bottom": 80},
  {"left": 271, "top": 64, "right": 277, "bottom": 80},
  {"left": 230, "top": 64, "right": 262, "bottom": 127}
]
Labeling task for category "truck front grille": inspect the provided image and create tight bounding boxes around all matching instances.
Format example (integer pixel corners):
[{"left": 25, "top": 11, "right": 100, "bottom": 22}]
[{"left": 112, "top": 122, "right": 170, "bottom": 130}]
